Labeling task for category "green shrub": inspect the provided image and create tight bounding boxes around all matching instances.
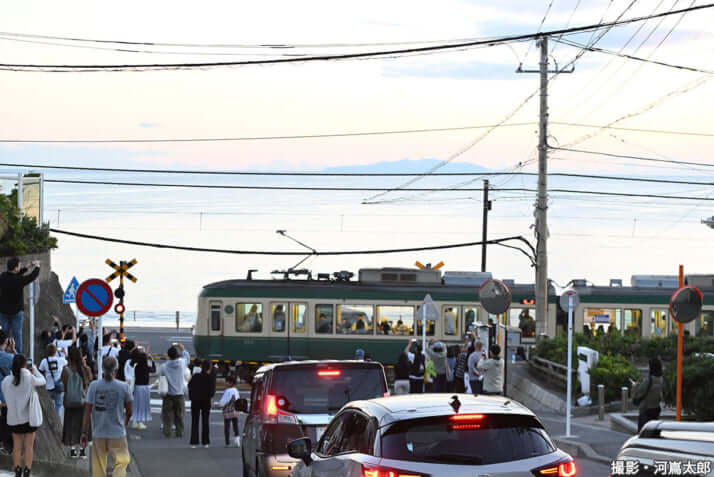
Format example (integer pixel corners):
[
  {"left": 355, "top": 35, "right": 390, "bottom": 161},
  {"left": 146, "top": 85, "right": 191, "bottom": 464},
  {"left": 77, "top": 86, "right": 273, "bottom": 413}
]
[
  {"left": 0, "top": 188, "right": 57, "bottom": 256},
  {"left": 663, "top": 355, "right": 714, "bottom": 421},
  {"left": 588, "top": 354, "right": 640, "bottom": 402}
]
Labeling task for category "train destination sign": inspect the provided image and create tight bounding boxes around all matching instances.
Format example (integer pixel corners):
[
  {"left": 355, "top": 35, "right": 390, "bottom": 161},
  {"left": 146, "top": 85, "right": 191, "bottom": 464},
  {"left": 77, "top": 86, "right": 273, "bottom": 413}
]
[
  {"left": 75, "top": 279, "right": 114, "bottom": 317},
  {"left": 479, "top": 279, "right": 512, "bottom": 315},
  {"left": 670, "top": 286, "right": 703, "bottom": 324}
]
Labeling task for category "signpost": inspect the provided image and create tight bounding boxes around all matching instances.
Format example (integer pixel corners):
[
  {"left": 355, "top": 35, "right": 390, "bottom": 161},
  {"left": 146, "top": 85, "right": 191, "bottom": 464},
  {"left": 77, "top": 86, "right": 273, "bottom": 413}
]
[
  {"left": 669, "top": 265, "right": 703, "bottom": 422},
  {"left": 63, "top": 276, "right": 81, "bottom": 330},
  {"left": 420, "top": 294, "right": 439, "bottom": 353},
  {"left": 479, "top": 279, "right": 512, "bottom": 397},
  {"left": 105, "top": 258, "right": 138, "bottom": 342},
  {"left": 76, "top": 278, "right": 114, "bottom": 380},
  {"left": 560, "top": 288, "right": 580, "bottom": 438}
]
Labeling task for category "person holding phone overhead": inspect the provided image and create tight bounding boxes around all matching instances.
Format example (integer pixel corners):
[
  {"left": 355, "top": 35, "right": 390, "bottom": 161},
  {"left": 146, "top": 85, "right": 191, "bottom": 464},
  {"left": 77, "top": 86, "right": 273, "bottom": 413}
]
[{"left": 0, "top": 258, "right": 41, "bottom": 355}]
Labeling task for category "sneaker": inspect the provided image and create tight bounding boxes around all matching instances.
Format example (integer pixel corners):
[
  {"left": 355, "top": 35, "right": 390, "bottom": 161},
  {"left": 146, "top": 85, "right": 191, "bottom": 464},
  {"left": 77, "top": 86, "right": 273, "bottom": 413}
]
[
  {"left": 204, "top": 444, "right": 209, "bottom": 448},
  {"left": 137, "top": 423, "right": 147, "bottom": 430},
  {"left": 79, "top": 448, "right": 87, "bottom": 459},
  {"left": 70, "top": 448, "right": 78, "bottom": 458},
  {"left": 0, "top": 446, "right": 11, "bottom": 456},
  {"left": 190, "top": 445, "right": 197, "bottom": 449}
]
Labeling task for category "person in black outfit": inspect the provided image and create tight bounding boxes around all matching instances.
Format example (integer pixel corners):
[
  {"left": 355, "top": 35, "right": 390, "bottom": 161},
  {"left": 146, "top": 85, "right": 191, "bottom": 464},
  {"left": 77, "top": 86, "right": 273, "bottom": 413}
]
[
  {"left": 0, "top": 258, "right": 40, "bottom": 355},
  {"left": 407, "top": 341, "right": 425, "bottom": 394},
  {"left": 116, "top": 340, "right": 135, "bottom": 382},
  {"left": 188, "top": 360, "right": 216, "bottom": 448}
]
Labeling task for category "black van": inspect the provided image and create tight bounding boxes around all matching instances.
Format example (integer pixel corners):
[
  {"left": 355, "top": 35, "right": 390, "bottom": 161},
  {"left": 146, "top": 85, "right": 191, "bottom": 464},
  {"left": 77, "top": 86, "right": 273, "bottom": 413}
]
[{"left": 241, "top": 360, "right": 388, "bottom": 477}]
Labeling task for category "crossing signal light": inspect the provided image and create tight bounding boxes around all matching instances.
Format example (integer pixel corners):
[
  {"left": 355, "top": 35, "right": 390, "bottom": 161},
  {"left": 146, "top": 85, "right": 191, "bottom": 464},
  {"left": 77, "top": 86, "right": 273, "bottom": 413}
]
[
  {"left": 114, "top": 303, "right": 125, "bottom": 314},
  {"left": 114, "top": 286, "right": 125, "bottom": 299},
  {"left": 521, "top": 298, "right": 535, "bottom": 305}
]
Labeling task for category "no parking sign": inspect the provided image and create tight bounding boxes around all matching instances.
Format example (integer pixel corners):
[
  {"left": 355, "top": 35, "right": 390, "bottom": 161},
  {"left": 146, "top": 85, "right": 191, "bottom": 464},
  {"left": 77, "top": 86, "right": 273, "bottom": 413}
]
[{"left": 75, "top": 279, "right": 113, "bottom": 317}]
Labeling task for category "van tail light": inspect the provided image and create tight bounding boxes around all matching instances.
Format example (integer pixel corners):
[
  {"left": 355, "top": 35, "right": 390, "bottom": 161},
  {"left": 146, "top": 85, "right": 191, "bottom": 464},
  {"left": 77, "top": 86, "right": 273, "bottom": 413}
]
[
  {"left": 362, "top": 465, "right": 428, "bottom": 477},
  {"left": 532, "top": 459, "right": 577, "bottom": 477},
  {"left": 264, "top": 395, "right": 299, "bottom": 425}
]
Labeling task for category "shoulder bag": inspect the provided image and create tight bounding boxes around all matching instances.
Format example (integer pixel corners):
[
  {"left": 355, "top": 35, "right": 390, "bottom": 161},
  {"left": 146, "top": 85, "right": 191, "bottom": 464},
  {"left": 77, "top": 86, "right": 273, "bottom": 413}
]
[
  {"left": 222, "top": 395, "right": 240, "bottom": 420},
  {"left": 158, "top": 375, "right": 169, "bottom": 397},
  {"left": 29, "top": 388, "right": 43, "bottom": 427}
]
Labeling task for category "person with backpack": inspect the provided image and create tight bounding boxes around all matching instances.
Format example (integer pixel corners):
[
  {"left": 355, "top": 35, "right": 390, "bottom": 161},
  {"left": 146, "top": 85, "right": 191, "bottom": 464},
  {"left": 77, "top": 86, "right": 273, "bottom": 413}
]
[
  {"left": 38, "top": 343, "right": 67, "bottom": 423},
  {"left": 214, "top": 375, "right": 241, "bottom": 447},
  {"left": 61, "top": 347, "right": 91, "bottom": 459}
]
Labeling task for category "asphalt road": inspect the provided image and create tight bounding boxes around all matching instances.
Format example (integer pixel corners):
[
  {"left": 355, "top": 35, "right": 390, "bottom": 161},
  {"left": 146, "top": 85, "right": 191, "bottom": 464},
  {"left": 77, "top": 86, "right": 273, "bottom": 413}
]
[{"left": 121, "top": 326, "right": 195, "bottom": 358}]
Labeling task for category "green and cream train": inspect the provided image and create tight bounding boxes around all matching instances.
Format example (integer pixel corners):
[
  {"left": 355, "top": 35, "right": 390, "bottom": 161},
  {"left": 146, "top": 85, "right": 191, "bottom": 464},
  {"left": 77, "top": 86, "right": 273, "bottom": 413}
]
[{"left": 193, "top": 268, "right": 714, "bottom": 367}]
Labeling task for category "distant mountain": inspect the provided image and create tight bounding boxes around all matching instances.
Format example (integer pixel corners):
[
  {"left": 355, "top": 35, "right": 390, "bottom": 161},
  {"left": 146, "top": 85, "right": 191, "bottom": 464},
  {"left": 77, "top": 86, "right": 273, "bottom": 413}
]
[{"left": 322, "top": 158, "right": 490, "bottom": 174}]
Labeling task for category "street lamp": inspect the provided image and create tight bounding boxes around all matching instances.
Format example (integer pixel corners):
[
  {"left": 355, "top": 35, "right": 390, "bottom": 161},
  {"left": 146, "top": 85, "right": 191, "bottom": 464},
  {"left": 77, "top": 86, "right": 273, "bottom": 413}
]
[{"left": 702, "top": 216, "right": 714, "bottom": 229}]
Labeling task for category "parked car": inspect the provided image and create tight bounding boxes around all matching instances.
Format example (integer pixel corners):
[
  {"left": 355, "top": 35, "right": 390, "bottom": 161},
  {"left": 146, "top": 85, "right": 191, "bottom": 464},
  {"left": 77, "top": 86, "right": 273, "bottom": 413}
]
[
  {"left": 612, "top": 420, "right": 714, "bottom": 476},
  {"left": 287, "top": 393, "right": 577, "bottom": 477},
  {"left": 241, "top": 360, "right": 389, "bottom": 477}
]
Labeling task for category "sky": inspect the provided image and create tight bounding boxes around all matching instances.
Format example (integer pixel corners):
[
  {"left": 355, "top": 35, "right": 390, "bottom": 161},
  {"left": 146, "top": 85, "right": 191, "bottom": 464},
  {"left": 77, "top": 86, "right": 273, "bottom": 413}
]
[{"left": 1, "top": 0, "right": 713, "bottom": 311}]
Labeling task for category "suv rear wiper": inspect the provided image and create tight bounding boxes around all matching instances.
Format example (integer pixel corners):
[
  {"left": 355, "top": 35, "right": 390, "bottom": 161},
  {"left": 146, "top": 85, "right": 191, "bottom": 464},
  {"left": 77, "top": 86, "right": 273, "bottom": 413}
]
[{"left": 422, "top": 453, "right": 483, "bottom": 465}]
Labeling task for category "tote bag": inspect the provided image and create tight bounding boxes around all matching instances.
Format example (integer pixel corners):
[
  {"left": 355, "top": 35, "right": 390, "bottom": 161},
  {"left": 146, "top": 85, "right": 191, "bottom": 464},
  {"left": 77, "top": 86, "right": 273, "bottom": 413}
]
[
  {"left": 29, "top": 389, "right": 43, "bottom": 427},
  {"left": 158, "top": 375, "right": 169, "bottom": 397},
  {"left": 222, "top": 396, "right": 240, "bottom": 420}
]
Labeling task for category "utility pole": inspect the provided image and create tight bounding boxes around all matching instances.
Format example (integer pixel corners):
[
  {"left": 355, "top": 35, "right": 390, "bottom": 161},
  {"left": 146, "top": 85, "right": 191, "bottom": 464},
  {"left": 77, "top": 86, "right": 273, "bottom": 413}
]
[
  {"left": 481, "top": 179, "right": 490, "bottom": 272},
  {"left": 535, "top": 36, "right": 549, "bottom": 337},
  {"left": 517, "top": 36, "right": 572, "bottom": 336}
]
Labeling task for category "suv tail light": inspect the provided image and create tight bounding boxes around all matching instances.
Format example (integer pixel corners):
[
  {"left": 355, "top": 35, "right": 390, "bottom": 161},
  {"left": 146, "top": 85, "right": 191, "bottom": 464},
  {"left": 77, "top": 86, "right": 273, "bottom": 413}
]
[
  {"left": 264, "top": 395, "right": 299, "bottom": 425},
  {"left": 533, "top": 459, "right": 577, "bottom": 477},
  {"left": 362, "top": 465, "right": 428, "bottom": 477}
]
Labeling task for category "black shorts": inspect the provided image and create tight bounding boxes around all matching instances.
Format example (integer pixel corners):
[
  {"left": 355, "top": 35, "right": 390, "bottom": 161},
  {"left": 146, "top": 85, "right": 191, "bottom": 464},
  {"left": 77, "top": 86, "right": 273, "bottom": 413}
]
[{"left": 8, "top": 423, "right": 38, "bottom": 434}]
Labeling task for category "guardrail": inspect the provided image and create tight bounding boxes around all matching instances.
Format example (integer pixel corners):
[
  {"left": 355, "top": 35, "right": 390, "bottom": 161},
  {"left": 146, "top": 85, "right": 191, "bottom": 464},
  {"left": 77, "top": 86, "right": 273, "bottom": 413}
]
[{"left": 528, "top": 356, "right": 577, "bottom": 386}]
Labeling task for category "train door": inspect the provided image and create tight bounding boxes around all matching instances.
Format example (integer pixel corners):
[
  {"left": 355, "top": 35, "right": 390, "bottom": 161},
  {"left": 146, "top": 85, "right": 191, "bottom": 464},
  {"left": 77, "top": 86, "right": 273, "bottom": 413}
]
[
  {"left": 207, "top": 301, "right": 224, "bottom": 358},
  {"left": 289, "top": 303, "right": 308, "bottom": 359}
]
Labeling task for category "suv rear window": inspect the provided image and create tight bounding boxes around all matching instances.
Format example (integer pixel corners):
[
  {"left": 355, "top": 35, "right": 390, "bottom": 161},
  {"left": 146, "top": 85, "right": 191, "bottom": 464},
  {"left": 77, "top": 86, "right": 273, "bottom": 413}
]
[
  {"left": 381, "top": 414, "right": 555, "bottom": 465},
  {"left": 271, "top": 365, "right": 386, "bottom": 414}
]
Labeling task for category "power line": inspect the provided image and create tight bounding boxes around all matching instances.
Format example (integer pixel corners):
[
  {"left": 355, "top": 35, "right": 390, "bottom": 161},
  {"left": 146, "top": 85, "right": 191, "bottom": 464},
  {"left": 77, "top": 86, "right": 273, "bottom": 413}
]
[
  {"left": 523, "top": 0, "right": 558, "bottom": 61},
  {"left": 552, "top": 146, "right": 714, "bottom": 167},
  {"left": 48, "top": 227, "right": 534, "bottom": 257},
  {"left": 0, "top": 122, "right": 536, "bottom": 144},
  {"left": 552, "top": 122, "right": 714, "bottom": 137},
  {"left": 39, "top": 178, "right": 714, "bottom": 201},
  {"left": 2, "top": 3, "right": 713, "bottom": 71},
  {"left": 553, "top": 38, "right": 714, "bottom": 74}
]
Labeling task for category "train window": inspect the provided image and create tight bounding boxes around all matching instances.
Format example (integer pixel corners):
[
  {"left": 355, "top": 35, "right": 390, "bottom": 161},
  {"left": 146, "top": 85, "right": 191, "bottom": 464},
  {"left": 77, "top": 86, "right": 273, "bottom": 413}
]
[
  {"left": 415, "top": 305, "right": 435, "bottom": 336},
  {"left": 442, "top": 306, "right": 459, "bottom": 336},
  {"left": 235, "top": 303, "right": 263, "bottom": 333},
  {"left": 291, "top": 303, "right": 307, "bottom": 333},
  {"left": 623, "top": 309, "right": 643, "bottom": 336},
  {"left": 337, "top": 305, "right": 374, "bottom": 335},
  {"left": 210, "top": 303, "right": 221, "bottom": 332},
  {"left": 315, "top": 304, "right": 334, "bottom": 334},
  {"left": 271, "top": 303, "right": 287, "bottom": 333},
  {"left": 464, "top": 307, "right": 478, "bottom": 333},
  {"left": 376, "top": 306, "right": 414, "bottom": 336},
  {"left": 583, "top": 308, "right": 617, "bottom": 335},
  {"left": 513, "top": 308, "right": 536, "bottom": 338},
  {"left": 651, "top": 309, "right": 668, "bottom": 337},
  {"left": 696, "top": 311, "right": 713, "bottom": 337}
]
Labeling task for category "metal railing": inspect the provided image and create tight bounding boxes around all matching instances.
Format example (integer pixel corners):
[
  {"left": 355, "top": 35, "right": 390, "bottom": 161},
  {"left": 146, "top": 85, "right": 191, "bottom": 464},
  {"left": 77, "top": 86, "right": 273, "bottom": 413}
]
[{"left": 528, "top": 356, "right": 578, "bottom": 386}]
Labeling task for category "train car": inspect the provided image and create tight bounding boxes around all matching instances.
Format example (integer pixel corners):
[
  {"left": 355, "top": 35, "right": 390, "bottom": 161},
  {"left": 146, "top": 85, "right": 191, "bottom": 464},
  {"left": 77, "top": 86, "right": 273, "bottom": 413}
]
[
  {"left": 193, "top": 268, "right": 714, "bottom": 374},
  {"left": 193, "top": 267, "right": 543, "bottom": 370}
]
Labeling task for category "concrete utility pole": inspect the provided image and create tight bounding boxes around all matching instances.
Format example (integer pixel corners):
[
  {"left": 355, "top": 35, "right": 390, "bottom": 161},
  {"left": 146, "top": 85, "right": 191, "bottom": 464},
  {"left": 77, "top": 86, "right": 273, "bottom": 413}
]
[
  {"left": 481, "top": 179, "right": 490, "bottom": 272},
  {"left": 535, "top": 36, "right": 549, "bottom": 336}
]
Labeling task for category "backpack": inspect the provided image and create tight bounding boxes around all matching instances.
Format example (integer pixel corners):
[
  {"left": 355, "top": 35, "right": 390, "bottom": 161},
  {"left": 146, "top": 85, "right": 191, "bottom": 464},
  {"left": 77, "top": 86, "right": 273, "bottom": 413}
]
[{"left": 65, "top": 368, "right": 85, "bottom": 408}]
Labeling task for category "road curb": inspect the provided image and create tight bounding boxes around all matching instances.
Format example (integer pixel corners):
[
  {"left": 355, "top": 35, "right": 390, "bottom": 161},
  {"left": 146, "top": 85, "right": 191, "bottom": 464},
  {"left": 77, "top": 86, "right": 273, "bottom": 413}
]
[{"left": 554, "top": 438, "right": 612, "bottom": 465}]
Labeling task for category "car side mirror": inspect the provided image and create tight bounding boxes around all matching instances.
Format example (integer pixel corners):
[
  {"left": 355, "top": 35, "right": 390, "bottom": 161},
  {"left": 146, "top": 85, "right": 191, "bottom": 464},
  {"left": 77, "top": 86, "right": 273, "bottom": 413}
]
[
  {"left": 287, "top": 437, "right": 313, "bottom": 465},
  {"left": 236, "top": 398, "right": 248, "bottom": 413}
]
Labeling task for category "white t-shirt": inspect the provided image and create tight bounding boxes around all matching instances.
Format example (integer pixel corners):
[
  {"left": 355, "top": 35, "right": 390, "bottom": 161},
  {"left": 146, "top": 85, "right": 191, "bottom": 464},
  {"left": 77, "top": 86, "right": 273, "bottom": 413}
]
[
  {"left": 218, "top": 387, "right": 240, "bottom": 407},
  {"left": 54, "top": 339, "right": 74, "bottom": 359},
  {"left": 39, "top": 356, "right": 67, "bottom": 391},
  {"left": 101, "top": 345, "right": 120, "bottom": 359}
]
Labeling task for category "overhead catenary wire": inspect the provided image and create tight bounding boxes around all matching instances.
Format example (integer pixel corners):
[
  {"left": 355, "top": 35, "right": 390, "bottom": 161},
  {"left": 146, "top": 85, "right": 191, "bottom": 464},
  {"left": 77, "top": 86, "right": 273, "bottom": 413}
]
[
  {"left": 48, "top": 228, "right": 536, "bottom": 259},
  {"left": 551, "top": 146, "right": 714, "bottom": 168},
  {"left": 1, "top": 3, "right": 713, "bottom": 71}
]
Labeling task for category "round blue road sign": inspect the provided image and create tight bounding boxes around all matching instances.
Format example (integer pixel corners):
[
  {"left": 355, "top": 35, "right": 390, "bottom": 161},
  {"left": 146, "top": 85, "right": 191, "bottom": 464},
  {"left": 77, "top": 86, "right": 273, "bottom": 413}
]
[{"left": 76, "top": 279, "right": 114, "bottom": 317}]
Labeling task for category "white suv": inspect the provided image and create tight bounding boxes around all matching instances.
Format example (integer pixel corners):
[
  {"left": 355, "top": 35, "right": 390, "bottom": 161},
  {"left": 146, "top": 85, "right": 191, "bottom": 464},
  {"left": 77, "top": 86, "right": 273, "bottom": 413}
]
[{"left": 288, "top": 393, "right": 577, "bottom": 477}]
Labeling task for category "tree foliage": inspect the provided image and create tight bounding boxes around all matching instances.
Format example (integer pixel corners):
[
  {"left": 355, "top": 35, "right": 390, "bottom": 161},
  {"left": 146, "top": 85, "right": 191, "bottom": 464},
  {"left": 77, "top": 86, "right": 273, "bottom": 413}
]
[{"left": 0, "top": 188, "right": 57, "bottom": 256}]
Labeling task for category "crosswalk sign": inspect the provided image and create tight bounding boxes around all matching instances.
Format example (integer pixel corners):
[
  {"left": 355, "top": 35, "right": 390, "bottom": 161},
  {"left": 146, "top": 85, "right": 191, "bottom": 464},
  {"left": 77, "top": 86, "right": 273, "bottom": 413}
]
[{"left": 63, "top": 276, "right": 80, "bottom": 304}]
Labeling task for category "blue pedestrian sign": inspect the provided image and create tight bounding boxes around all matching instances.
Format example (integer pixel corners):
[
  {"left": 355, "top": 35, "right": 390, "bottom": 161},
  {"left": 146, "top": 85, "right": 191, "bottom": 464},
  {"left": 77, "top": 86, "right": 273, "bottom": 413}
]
[{"left": 63, "top": 276, "right": 80, "bottom": 304}]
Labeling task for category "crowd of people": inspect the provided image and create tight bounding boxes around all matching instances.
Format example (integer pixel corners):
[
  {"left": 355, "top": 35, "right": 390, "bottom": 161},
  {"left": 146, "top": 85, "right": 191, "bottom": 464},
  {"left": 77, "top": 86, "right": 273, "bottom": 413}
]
[{"left": 392, "top": 330, "right": 504, "bottom": 397}]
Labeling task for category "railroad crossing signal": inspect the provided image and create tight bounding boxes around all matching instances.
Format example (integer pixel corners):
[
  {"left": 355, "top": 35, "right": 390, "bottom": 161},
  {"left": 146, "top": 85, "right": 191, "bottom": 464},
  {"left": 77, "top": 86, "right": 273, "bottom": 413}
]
[
  {"left": 105, "top": 258, "right": 138, "bottom": 283},
  {"left": 105, "top": 258, "right": 138, "bottom": 342}
]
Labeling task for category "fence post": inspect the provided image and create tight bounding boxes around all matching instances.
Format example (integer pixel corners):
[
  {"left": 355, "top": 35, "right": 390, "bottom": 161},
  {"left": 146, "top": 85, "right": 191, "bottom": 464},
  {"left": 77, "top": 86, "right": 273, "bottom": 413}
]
[
  {"left": 621, "top": 387, "right": 628, "bottom": 413},
  {"left": 598, "top": 384, "right": 605, "bottom": 420}
]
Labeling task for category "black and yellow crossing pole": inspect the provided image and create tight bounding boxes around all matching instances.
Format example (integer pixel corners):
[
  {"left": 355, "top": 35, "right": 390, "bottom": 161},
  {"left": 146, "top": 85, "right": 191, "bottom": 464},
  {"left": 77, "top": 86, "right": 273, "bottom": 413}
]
[{"left": 106, "top": 258, "right": 138, "bottom": 342}]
